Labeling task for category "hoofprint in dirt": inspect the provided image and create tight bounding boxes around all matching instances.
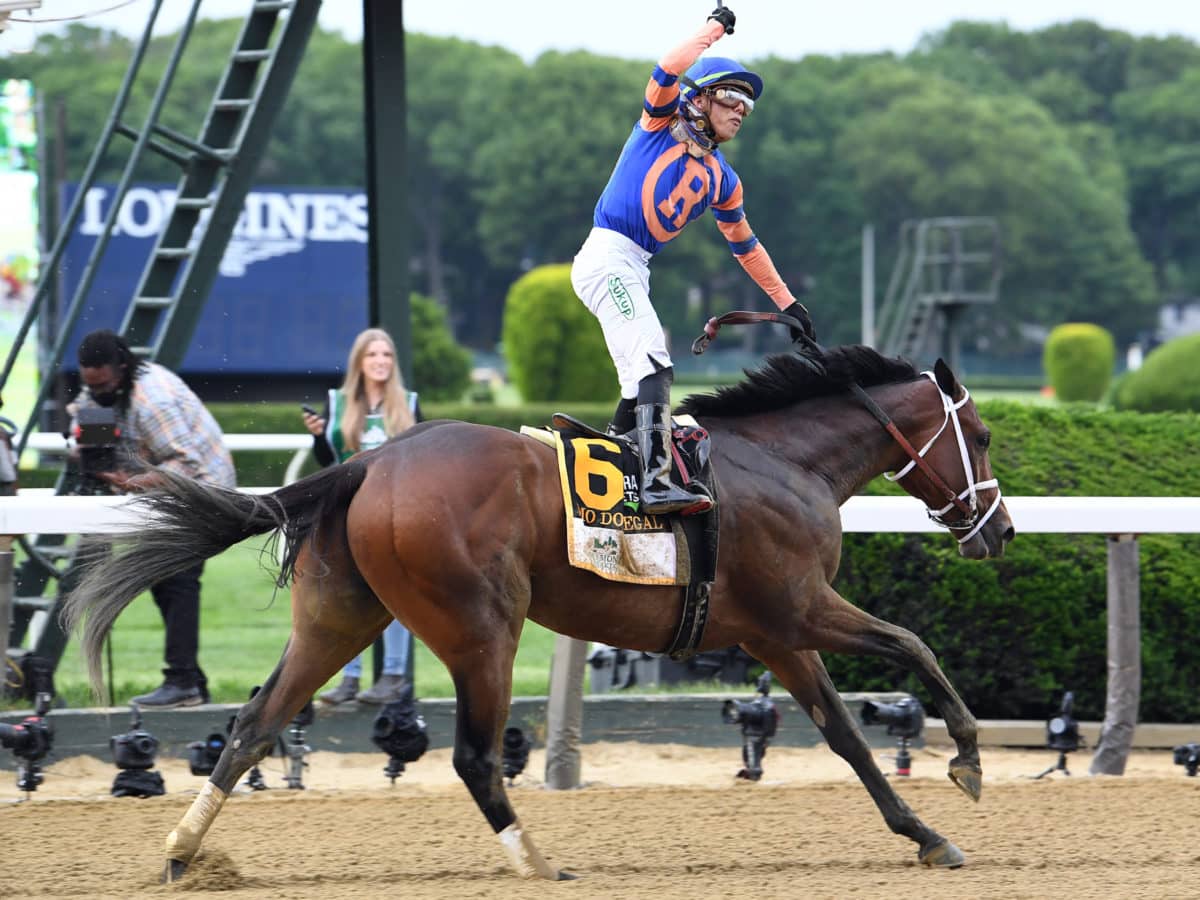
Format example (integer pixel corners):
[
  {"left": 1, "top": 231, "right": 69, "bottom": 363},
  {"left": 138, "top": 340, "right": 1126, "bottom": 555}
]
[{"left": 2, "top": 745, "right": 1197, "bottom": 900}]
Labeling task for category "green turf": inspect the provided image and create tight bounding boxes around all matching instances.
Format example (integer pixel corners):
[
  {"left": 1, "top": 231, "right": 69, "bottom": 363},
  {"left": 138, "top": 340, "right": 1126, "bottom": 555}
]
[{"left": 42, "top": 537, "right": 559, "bottom": 709}]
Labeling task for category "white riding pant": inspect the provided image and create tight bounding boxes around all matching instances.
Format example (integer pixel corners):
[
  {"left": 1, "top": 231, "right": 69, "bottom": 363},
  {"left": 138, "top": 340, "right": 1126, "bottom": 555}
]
[{"left": 571, "top": 227, "right": 672, "bottom": 399}]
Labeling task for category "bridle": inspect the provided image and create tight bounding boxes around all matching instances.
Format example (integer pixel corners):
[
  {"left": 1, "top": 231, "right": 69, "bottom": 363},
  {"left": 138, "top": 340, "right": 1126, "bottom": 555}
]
[
  {"left": 691, "top": 310, "right": 1003, "bottom": 545},
  {"left": 850, "top": 375, "right": 1002, "bottom": 544}
]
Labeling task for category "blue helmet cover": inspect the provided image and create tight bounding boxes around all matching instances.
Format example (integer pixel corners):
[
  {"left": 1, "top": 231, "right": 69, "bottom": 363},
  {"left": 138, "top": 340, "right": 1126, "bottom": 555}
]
[{"left": 680, "top": 56, "right": 764, "bottom": 102}]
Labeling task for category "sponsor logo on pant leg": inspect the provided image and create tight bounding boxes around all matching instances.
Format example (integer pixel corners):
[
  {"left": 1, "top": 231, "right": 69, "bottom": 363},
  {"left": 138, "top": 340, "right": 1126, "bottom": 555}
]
[{"left": 607, "top": 274, "right": 635, "bottom": 320}]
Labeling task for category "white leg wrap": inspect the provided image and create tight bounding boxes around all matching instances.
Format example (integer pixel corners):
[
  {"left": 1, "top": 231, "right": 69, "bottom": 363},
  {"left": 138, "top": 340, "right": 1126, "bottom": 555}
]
[
  {"left": 497, "top": 819, "right": 558, "bottom": 879},
  {"left": 165, "top": 781, "right": 227, "bottom": 862}
]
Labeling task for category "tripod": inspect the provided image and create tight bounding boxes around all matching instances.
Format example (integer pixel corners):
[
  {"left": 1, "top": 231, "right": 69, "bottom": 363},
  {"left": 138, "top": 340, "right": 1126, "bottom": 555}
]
[{"left": 1034, "top": 749, "right": 1072, "bottom": 779}]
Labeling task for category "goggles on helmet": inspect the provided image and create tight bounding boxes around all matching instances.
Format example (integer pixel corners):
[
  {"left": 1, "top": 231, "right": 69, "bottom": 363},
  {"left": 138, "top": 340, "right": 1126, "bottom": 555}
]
[{"left": 706, "top": 85, "right": 755, "bottom": 115}]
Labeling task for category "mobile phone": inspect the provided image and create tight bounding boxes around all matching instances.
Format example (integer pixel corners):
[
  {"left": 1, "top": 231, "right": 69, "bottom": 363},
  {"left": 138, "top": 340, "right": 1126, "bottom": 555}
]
[{"left": 300, "top": 404, "right": 319, "bottom": 417}]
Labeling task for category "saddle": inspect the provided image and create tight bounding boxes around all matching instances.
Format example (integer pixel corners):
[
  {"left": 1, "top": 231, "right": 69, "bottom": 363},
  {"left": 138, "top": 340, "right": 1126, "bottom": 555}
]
[{"left": 521, "top": 414, "right": 719, "bottom": 660}]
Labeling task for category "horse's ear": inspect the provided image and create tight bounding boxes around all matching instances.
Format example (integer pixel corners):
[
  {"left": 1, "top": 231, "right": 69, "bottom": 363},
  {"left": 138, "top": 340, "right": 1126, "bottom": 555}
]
[{"left": 933, "top": 358, "right": 960, "bottom": 397}]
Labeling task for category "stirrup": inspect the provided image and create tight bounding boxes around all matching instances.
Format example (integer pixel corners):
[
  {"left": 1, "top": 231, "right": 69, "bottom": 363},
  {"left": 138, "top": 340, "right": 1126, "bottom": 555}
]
[{"left": 642, "top": 482, "right": 714, "bottom": 517}]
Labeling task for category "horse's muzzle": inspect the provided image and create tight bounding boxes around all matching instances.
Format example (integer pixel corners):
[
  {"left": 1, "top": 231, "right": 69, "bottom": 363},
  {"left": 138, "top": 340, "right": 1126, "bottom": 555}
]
[{"left": 959, "top": 509, "right": 1015, "bottom": 560}]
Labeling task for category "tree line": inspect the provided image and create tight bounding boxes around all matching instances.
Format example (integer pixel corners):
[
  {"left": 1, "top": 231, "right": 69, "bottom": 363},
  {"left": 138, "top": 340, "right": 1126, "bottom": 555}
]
[{"left": 4, "top": 18, "right": 1198, "bottom": 356}]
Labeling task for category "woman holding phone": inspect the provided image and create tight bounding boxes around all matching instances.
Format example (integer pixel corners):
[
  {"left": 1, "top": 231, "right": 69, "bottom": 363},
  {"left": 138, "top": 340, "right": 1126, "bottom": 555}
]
[{"left": 301, "top": 327, "right": 422, "bottom": 704}]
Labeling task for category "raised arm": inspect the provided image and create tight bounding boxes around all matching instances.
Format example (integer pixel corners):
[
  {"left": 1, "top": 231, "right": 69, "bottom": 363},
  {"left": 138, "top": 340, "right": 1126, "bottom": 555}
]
[
  {"left": 640, "top": 19, "right": 728, "bottom": 132},
  {"left": 711, "top": 180, "right": 798, "bottom": 311}
]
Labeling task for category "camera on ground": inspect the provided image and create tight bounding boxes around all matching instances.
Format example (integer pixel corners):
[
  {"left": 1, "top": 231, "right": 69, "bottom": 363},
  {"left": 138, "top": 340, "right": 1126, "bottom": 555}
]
[
  {"left": 861, "top": 696, "right": 925, "bottom": 740},
  {"left": 721, "top": 671, "right": 779, "bottom": 781},
  {"left": 1173, "top": 743, "right": 1200, "bottom": 777},
  {"left": 372, "top": 697, "right": 429, "bottom": 784},
  {"left": 0, "top": 654, "right": 56, "bottom": 793},
  {"left": 860, "top": 695, "right": 925, "bottom": 777},
  {"left": 501, "top": 726, "right": 531, "bottom": 782},
  {"left": 1045, "top": 691, "right": 1080, "bottom": 753}
]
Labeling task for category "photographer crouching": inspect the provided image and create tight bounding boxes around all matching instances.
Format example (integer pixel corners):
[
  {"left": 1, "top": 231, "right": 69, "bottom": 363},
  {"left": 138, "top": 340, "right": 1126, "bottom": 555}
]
[{"left": 69, "top": 329, "right": 236, "bottom": 708}]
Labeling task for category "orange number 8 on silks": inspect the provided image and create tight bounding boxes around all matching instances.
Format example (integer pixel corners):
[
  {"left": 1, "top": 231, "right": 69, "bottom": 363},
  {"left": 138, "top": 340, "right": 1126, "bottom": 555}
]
[{"left": 571, "top": 438, "right": 624, "bottom": 510}]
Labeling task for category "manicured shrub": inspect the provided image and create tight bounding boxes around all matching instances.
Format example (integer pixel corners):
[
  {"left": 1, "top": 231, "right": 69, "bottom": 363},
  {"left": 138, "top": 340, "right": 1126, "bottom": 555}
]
[
  {"left": 1043, "top": 323, "right": 1115, "bottom": 402},
  {"left": 410, "top": 292, "right": 473, "bottom": 403},
  {"left": 1112, "top": 332, "right": 1200, "bottom": 412},
  {"left": 501, "top": 264, "right": 619, "bottom": 403}
]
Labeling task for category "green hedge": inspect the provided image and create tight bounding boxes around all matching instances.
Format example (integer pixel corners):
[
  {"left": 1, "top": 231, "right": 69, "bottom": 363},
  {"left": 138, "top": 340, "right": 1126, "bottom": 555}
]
[
  {"left": 1043, "top": 323, "right": 1115, "bottom": 402},
  {"left": 203, "top": 402, "right": 618, "bottom": 486},
  {"left": 829, "top": 401, "right": 1200, "bottom": 722},
  {"left": 1113, "top": 332, "right": 1200, "bottom": 413}
]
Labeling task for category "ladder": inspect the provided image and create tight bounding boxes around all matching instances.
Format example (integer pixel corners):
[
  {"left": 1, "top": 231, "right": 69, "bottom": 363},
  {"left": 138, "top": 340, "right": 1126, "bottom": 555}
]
[
  {"left": 876, "top": 218, "right": 1002, "bottom": 363},
  {"left": 1, "top": 0, "right": 320, "bottom": 673}
]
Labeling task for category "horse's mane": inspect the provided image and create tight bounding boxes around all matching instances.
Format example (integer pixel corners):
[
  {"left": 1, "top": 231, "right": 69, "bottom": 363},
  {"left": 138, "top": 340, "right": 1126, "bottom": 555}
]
[{"left": 678, "top": 345, "right": 918, "bottom": 419}]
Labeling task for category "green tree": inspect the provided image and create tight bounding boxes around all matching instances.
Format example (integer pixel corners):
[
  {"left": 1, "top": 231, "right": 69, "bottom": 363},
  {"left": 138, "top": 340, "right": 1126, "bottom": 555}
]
[
  {"left": 1114, "top": 69, "right": 1200, "bottom": 296},
  {"left": 838, "top": 77, "right": 1156, "bottom": 342},
  {"left": 472, "top": 51, "right": 645, "bottom": 269}
]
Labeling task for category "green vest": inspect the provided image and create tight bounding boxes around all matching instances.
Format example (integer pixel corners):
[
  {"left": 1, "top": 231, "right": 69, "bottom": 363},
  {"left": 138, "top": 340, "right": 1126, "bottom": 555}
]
[{"left": 326, "top": 388, "right": 417, "bottom": 463}]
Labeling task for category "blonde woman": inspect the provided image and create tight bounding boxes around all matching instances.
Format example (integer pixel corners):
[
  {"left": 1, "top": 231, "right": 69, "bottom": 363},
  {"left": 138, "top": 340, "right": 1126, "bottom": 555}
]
[{"left": 303, "top": 328, "right": 421, "bottom": 704}]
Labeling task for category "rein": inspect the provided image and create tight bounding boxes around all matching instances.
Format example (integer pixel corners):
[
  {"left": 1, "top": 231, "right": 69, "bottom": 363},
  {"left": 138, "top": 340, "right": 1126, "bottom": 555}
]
[{"left": 691, "top": 310, "right": 1002, "bottom": 543}]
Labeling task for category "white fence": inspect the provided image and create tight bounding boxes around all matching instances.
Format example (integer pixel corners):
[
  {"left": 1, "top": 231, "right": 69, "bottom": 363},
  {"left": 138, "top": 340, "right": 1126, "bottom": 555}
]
[
  {"left": 2, "top": 450, "right": 1199, "bottom": 782},
  {"left": 3, "top": 492, "right": 1199, "bottom": 536},
  {"left": 23, "top": 431, "right": 314, "bottom": 486}
]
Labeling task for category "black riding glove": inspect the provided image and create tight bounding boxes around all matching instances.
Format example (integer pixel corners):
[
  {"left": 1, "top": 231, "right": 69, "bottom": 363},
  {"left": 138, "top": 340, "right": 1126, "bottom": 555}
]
[
  {"left": 707, "top": 6, "right": 736, "bottom": 34},
  {"left": 781, "top": 301, "right": 816, "bottom": 344}
]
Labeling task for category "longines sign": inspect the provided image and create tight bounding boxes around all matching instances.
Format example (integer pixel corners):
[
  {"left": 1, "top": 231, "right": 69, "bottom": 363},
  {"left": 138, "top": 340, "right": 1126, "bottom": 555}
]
[{"left": 63, "top": 182, "right": 371, "bottom": 375}]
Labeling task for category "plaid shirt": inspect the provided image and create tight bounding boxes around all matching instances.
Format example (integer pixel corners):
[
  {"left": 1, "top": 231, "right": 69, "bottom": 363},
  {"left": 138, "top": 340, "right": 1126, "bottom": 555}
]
[{"left": 73, "top": 361, "right": 236, "bottom": 488}]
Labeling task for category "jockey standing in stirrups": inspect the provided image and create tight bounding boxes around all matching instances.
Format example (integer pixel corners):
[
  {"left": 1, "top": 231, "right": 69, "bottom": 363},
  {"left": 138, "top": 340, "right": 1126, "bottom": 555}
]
[{"left": 571, "top": 5, "right": 813, "bottom": 517}]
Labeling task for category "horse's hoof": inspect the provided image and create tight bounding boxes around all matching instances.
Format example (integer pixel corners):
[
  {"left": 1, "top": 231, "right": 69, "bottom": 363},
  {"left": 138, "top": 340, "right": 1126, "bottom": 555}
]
[
  {"left": 162, "top": 859, "right": 189, "bottom": 883},
  {"left": 919, "top": 838, "right": 966, "bottom": 868},
  {"left": 556, "top": 871, "right": 578, "bottom": 881},
  {"left": 948, "top": 761, "right": 982, "bottom": 802}
]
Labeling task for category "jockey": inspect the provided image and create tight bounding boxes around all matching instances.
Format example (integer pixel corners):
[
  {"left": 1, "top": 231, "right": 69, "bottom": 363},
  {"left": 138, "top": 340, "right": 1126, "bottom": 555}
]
[{"left": 571, "top": 5, "right": 812, "bottom": 517}]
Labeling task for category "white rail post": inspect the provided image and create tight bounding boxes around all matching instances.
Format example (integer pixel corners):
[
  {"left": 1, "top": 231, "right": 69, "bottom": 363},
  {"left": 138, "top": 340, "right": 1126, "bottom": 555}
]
[
  {"left": 544, "top": 634, "right": 587, "bottom": 789},
  {"left": 0, "top": 535, "right": 13, "bottom": 663},
  {"left": 1090, "top": 534, "right": 1141, "bottom": 775}
]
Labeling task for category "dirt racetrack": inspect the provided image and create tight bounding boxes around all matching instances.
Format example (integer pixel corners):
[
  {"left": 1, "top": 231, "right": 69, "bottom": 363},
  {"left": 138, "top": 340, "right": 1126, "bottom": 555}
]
[{"left": 3, "top": 742, "right": 1199, "bottom": 899}]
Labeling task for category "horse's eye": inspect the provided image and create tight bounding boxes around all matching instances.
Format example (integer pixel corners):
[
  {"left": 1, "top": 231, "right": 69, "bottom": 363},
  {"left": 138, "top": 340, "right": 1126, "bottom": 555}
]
[{"left": 976, "top": 432, "right": 991, "bottom": 450}]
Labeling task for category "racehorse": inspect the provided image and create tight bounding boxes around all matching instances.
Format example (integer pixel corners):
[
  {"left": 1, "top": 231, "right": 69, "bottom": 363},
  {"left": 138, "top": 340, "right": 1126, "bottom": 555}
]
[{"left": 63, "top": 345, "right": 1013, "bottom": 883}]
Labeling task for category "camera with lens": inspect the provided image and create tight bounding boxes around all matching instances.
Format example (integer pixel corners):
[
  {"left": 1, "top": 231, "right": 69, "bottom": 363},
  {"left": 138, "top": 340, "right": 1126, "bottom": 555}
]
[
  {"left": 861, "top": 696, "right": 925, "bottom": 741},
  {"left": 372, "top": 697, "right": 429, "bottom": 784},
  {"left": 188, "top": 732, "right": 228, "bottom": 777},
  {"left": 0, "top": 653, "right": 56, "bottom": 793},
  {"left": 0, "top": 703, "right": 54, "bottom": 793},
  {"left": 1045, "top": 691, "right": 1080, "bottom": 753},
  {"left": 110, "top": 704, "right": 165, "bottom": 797},
  {"left": 71, "top": 406, "right": 123, "bottom": 495},
  {"left": 501, "top": 726, "right": 531, "bottom": 782},
  {"left": 111, "top": 706, "right": 160, "bottom": 771},
  {"left": 721, "top": 671, "right": 779, "bottom": 781},
  {"left": 860, "top": 695, "right": 925, "bottom": 777},
  {"left": 1173, "top": 743, "right": 1200, "bottom": 777}
]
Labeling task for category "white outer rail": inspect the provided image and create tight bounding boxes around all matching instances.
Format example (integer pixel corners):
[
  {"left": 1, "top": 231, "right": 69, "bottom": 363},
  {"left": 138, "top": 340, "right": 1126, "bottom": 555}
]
[
  {"left": 2, "top": 494, "right": 1199, "bottom": 536},
  {"left": 23, "top": 431, "right": 314, "bottom": 489}
]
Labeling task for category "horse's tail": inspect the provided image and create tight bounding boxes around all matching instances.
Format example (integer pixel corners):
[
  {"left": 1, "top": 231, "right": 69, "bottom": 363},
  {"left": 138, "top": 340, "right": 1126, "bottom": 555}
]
[{"left": 62, "top": 457, "right": 370, "bottom": 700}]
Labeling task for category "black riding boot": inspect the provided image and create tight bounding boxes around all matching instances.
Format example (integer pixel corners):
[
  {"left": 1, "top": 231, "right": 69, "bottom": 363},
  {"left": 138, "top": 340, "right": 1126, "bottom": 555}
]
[
  {"left": 607, "top": 397, "right": 637, "bottom": 437},
  {"left": 635, "top": 403, "right": 713, "bottom": 515}
]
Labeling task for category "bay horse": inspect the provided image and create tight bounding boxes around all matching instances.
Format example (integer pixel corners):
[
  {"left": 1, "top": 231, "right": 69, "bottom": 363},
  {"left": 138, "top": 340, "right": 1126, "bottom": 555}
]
[{"left": 63, "top": 345, "right": 1013, "bottom": 883}]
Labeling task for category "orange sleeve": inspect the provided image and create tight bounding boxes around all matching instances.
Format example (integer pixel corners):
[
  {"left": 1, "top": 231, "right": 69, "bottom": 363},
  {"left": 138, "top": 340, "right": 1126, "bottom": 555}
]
[
  {"left": 640, "top": 21, "right": 726, "bottom": 131},
  {"left": 659, "top": 21, "right": 727, "bottom": 75},
  {"left": 735, "top": 244, "right": 798, "bottom": 311}
]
